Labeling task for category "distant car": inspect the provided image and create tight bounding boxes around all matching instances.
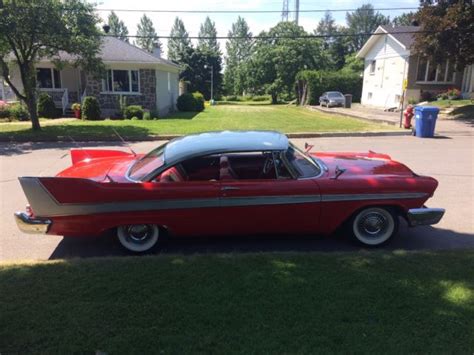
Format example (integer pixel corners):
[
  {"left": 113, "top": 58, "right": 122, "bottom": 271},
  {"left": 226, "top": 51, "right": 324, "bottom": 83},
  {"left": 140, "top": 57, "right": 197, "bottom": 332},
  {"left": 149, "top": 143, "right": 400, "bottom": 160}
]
[
  {"left": 319, "top": 91, "right": 345, "bottom": 107},
  {"left": 15, "top": 131, "right": 444, "bottom": 253}
]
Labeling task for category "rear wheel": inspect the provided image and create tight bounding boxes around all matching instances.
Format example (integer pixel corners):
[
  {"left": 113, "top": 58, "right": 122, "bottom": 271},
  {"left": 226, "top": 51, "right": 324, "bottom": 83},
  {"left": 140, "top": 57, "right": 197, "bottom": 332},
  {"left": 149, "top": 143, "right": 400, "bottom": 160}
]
[
  {"left": 350, "top": 207, "right": 398, "bottom": 246},
  {"left": 117, "top": 224, "right": 160, "bottom": 253}
]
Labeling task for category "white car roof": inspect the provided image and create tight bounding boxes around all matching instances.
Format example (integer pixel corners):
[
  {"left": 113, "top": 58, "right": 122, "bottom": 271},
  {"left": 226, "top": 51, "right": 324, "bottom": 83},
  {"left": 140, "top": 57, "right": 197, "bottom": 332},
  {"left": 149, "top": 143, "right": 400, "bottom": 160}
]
[{"left": 164, "top": 130, "right": 289, "bottom": 165}]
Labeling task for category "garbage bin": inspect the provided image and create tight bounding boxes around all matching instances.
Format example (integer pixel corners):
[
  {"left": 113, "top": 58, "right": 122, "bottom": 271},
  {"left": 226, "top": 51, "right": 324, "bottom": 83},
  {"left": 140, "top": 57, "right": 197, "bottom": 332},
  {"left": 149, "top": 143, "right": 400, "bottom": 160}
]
[
  {"left": 413, "top": 106, "right": 440, "bottom": 138},
  {"left": 344, "top": 94, "right": 352, "bottom": 108}
]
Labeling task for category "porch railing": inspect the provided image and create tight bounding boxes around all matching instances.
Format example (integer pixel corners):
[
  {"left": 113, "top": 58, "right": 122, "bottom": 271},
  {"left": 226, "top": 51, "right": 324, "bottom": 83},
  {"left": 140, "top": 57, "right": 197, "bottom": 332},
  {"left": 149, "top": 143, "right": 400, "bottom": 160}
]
[{"left": 61, "top": 88, "right": 69, "bottom": 115}]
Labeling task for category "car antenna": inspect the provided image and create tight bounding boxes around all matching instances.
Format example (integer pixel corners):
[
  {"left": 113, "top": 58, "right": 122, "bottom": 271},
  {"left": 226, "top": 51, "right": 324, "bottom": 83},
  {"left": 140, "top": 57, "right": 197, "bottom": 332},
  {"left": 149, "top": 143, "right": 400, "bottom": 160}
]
[{"left": 112, "top": 128, "right": 137, "bottom": 156}]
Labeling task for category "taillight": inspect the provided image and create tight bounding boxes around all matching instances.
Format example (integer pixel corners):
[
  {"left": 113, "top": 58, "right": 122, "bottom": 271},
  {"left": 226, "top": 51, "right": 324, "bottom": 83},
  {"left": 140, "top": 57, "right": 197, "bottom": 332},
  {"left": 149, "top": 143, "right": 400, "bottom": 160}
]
[{"left": 26, "top": 205, "right": 34, "bottom": 217}]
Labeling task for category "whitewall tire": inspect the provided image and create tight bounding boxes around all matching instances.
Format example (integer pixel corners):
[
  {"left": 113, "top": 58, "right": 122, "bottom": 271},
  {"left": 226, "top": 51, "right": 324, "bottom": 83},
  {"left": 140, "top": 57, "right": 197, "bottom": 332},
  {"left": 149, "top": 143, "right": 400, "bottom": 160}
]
[
  {"left": 117, "top": 224, "right": 160, "bottom": 253},
  {"left": 351, "top": 207, "right": 398, "bottom": 246}
]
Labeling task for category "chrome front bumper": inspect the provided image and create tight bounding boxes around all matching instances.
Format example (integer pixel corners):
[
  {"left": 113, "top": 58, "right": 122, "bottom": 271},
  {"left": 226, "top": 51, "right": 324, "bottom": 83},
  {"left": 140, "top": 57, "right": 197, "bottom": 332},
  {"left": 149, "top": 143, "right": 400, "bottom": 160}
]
[
  {"left": 14, "top": 212, "right": 51, "bottom": 234},
  {"left": 407, "top": 208, "right": 445, "bottom": 227}
]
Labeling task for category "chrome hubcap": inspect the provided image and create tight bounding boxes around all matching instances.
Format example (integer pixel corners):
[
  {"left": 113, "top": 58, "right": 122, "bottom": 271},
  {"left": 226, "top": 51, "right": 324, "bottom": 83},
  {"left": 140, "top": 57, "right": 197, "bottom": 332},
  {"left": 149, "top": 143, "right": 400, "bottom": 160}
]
[
  {"left": 358, "top": 212, "right": 387, "bottom": 237},
  {"left": 127, "top": 224, "right": 152, "bottom": 243}
]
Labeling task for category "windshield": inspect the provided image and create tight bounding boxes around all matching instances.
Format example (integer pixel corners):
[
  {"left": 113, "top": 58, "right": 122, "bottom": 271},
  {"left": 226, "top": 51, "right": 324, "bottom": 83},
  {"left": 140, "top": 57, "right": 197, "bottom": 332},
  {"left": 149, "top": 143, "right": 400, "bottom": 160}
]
[
  {"left": 285, "top": 144, "right": 321, "bottom": 178},
  {"left": 328, "top": 92, "right": 343, "bottom": 98},
  {"left": 128, "top": 143, "right": 166, "bottom": 181}
]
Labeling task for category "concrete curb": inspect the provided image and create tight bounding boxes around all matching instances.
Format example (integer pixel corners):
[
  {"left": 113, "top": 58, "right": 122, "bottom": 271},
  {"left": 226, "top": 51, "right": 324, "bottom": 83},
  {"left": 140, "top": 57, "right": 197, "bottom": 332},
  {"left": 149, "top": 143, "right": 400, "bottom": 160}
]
[
  {"left": 0, "top": 130, "right": 411, "bottom": 143},
  {"left": 307, "top": 105, "right": 400, "bottom": 126}
]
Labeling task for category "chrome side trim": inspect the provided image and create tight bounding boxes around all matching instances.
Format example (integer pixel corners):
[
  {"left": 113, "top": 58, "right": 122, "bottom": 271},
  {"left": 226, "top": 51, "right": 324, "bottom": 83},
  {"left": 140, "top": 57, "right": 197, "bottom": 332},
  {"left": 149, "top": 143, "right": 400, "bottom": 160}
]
[
  {"left": 407, "top": 207, "right": 445, "bottom": 227},
  {"left": 20, "top": 176, "right": 430, "bottom": 218},
  {"left": 14, "top": 212, "right": 51, "bottom": 234},
  {"left": 321, "top": 192, "right": 428, "bottom": 202}
]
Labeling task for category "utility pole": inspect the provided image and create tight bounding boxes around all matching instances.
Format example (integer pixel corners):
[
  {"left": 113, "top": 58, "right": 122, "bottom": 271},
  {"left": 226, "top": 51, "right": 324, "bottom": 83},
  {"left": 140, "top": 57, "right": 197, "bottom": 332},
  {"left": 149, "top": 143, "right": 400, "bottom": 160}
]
[
  {"left": 281, "top": 0, "right": 289, "bottom": 22},
  {"left": 294, "top": 0, "right": 300, "bottom": 25}
]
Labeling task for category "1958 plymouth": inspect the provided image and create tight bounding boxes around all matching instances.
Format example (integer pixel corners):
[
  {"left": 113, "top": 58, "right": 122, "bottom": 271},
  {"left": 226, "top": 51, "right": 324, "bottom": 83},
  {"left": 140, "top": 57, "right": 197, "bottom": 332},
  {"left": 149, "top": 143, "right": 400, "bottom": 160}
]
[{"left": 15, "top": 131, "right": 445, "bottom": 253}]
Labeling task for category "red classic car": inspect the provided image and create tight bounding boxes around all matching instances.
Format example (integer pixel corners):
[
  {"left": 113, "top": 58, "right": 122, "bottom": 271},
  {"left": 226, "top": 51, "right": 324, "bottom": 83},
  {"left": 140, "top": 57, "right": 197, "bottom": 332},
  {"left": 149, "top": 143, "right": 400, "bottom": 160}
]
[{"left": 15, "top": 131, "right": 444, "bottom": 253}]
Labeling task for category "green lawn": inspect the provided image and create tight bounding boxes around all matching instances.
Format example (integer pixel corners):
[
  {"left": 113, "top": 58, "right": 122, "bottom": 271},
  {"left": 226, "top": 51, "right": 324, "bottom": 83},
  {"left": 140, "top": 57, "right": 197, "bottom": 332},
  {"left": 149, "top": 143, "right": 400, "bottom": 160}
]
[
  {"left": 426, "top": 99, "right": 472, "bottom": 108},
  {"left": 0, "top": 103, "right": 393, "bottom": 141},
  {"left": 1, "top": 251, "right": 473, "bottom": 353}
]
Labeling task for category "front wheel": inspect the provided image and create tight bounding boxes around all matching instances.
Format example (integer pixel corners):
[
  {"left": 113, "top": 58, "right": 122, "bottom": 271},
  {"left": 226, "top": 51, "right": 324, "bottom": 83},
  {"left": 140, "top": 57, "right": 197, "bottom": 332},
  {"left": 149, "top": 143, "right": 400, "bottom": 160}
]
[
  {"left": 350, "top": 207, "right": 398, "bottom": 246},
  {"left": 117, "top": 224, "right": 160, "bottom": 253}
]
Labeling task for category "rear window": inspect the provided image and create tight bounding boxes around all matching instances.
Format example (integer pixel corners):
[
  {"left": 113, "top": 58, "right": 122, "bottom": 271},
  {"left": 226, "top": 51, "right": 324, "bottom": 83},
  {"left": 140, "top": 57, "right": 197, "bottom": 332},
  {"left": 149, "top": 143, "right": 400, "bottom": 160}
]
[{"left": 328, "top": 92, "right": 343, "bottom": 98}]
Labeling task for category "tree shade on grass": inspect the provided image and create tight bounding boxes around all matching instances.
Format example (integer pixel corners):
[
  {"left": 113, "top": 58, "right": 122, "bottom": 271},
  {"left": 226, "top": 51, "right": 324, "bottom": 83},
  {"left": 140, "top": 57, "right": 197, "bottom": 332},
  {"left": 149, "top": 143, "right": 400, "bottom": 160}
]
[
  {"left": 0, "top": 104, "right": 393, "bottom": 141},
  {"left": 0, "top": 251, "right": 473, "bottom": 353}
]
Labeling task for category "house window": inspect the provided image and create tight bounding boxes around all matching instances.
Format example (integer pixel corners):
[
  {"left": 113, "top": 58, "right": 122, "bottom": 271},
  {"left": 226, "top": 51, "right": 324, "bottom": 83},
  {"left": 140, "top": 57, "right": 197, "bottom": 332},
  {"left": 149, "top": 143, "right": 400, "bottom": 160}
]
[
  {"left": 416, "top": 58, "right": 455, "bottom": 83},
  {"left": 102, "top": 69, "right": 140, "bottom": 93},
  {"left": 369, "top": 60, "right": 376, "bottom": 74},
  {"left": 36, "top": 68, "right": 61, "bottom": 89}
]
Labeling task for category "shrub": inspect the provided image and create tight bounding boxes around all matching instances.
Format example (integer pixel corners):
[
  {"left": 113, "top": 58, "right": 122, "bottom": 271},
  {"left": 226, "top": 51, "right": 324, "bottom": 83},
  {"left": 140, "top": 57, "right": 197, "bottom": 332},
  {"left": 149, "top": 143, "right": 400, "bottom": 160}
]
[
  {"left": 252, "top": 95, "right": 270, "bottom": 102},
  {"left": 420, "top": 91, "right": 436, "bottom": 102},
  {"left": 71, "top": 103, "right": 81, "bottom": 111},
  {"left": 192, "top": 92, "right": 205, "bottom": 112},
  {"left": 150, "top": 109, "right": 159, "bottom": 119},
  {"left": 9, "top": 103, "right": 29, "bottom": 121},
  {"left": 0, "top": 102, "right": 9, "bottom": 119},
  {"left": 131, "top": 116, "right": 140, "bottom": 121},
  {"left": 223, "top": 95, "right": 240, "bottom": 101},
  {"left": 296, "top": 70, "right": 363, "bottom": 105},
  {"left": 177, "top": 93, "right": 196, "bottom": 111},
  {"left": 37, "top": 93, "right": 57, "bottom": 118},
  {"left": 242, "top": 95, "right": 254, "bottom": 101},
  {"left": 123, "top": 105, "right": 144, "bottom": 119},
  {"left": 143, "top": 111, "right": 152, "bottom": 120},
  {"left": 81, "top": 96, "right": 101, "bottom": 120}
]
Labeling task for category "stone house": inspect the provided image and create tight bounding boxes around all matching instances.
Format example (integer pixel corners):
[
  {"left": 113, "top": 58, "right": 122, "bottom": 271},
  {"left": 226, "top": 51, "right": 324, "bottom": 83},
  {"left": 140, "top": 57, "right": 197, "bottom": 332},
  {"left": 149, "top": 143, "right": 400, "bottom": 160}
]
[
  {"left": 1, "top": 37, "right": 180, "bottom": 117},
  {"left": 356, "top": 25, "right": 472, "bottom": 109}
]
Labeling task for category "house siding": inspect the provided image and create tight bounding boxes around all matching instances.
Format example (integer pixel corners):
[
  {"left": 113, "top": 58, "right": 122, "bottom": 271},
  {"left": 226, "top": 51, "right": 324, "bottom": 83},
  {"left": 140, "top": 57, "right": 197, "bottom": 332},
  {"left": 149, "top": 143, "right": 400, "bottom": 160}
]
[
  {"left": 156, "top": 70, "right": 179, "bottom": 116},
  {"left": 360, "top": 34, "right": 409, "bottom": 108},
  {"left": 85, "top": 68, "right": 157, "bottom": 117}
]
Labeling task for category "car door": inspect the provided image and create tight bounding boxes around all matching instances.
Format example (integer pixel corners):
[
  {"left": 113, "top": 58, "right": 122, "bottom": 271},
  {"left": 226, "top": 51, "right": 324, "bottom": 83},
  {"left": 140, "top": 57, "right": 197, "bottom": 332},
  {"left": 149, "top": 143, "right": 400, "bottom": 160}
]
[
  {"left": 144, "top": 164, "right": 221, "bottom": 236},
  {"left": 217, "top": 154, "right": 321, "bottom": 235}
]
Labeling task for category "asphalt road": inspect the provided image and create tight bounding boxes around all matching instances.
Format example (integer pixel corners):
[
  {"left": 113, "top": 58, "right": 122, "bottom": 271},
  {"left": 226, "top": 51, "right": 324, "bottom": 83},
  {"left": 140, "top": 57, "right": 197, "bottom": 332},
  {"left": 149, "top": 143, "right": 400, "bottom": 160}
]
[{"left": 1, "top": 126, "right": 473, "bottom": 261}]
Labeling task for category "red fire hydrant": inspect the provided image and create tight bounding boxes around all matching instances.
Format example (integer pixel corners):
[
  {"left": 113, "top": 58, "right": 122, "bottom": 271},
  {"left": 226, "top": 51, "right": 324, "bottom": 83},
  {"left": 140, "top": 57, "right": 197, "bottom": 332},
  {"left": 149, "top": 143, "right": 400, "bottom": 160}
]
[{"left": 403, "top": 105, "right": 414, "bottom": 129}]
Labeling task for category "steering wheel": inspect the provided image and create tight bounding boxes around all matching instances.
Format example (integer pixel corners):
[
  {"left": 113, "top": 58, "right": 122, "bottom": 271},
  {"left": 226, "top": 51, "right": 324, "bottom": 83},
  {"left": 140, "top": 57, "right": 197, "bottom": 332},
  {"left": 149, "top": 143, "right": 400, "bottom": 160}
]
[{"left": 262, "top": 155, "right": 274, "bottom": 174}]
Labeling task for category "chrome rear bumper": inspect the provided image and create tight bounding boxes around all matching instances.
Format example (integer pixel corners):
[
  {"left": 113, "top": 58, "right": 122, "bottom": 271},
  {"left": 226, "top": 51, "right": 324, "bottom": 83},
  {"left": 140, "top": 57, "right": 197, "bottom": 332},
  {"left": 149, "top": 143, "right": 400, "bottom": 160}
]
[
  {"left": 14, "top": 212, "right": 51, "bottom": 234},
  {"left": 407, "top": 208, "right": 445, "bottom": 227}
]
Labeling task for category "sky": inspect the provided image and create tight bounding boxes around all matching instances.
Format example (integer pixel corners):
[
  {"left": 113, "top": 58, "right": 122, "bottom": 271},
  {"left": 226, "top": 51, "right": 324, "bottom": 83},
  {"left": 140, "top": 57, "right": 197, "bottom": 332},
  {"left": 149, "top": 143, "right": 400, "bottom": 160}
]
[{"left": 92, "top": 0, "right": 420, "bottom": 58}]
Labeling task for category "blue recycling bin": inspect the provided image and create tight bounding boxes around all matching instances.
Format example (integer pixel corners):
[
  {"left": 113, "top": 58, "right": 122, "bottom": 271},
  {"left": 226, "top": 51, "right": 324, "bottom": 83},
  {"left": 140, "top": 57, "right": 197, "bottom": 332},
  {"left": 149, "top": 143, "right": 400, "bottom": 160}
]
[{"left": 414, "top": 106, "right": 440, "bottom": 138}]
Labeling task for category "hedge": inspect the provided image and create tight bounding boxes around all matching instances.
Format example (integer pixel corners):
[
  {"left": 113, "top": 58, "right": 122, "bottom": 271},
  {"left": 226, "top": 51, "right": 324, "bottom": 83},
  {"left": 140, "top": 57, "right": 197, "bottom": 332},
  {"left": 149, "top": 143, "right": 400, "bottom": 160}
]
[
  {"left": 296, "top": 70, "right": 362, "bottom": 105},
  {"left": 124, "top": 105, "right": 144, "bottom": 119},
  {"left": 37, "top": 93, "right": 58, "bottom": 118},
  {"left": 81, "top": 96, "right": 101, "bottom": 120},
  {"left": 177, "top": 92, "right": 205, "bottom": 112}
]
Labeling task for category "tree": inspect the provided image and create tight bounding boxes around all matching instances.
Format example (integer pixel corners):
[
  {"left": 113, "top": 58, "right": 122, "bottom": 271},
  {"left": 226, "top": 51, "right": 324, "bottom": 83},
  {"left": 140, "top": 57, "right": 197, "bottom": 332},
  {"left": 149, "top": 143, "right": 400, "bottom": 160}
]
[
  {"left": 197, "top": 17, "right": 220, "bottom": 54},
  {"left": 136, "top": 14, "right": 161, "bottom": 53},
  {"left": 194, "top": 17, "right": 223, "bottom": 99},
  {"left": 413, "top": 1, "right": 474, "bottom": 68},
  {"left": 392, "top": 12, "right": 417, "bottom": 26},
  {"left": 246, "top": 22, "right": 327, "bottom": 103},
  {"left": 315, "top": 12, "right": 349, "bottom": 70},
  {"left": 108, "top": 11, "right": 129, "bottom": 43},
  {"left": 167, "top": 17, "right": 192, "bottom": 62},
  {"left": 346, "top": 4, "right": 390, "bottom": 52},
  {"left": 0, "top": 0, "right": 103, "bottom": 130},
  {"left": 224, "top": 16, "right": 253, "bottom": 95}
]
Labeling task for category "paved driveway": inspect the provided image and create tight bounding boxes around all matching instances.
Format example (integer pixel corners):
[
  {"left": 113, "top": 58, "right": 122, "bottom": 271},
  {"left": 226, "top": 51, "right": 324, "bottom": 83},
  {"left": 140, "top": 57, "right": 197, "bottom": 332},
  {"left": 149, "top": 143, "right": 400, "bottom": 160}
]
[{"left": 1, "top": 127, "right": 473, "bottom": 261}]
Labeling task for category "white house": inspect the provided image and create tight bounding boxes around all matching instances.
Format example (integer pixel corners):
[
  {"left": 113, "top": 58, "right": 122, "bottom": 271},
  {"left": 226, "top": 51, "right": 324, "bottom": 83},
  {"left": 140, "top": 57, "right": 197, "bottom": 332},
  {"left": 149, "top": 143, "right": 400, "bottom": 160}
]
[
  {"left": 1, "top": 37, "right": 180, "bottom": 117},
  {"left": 357, "top": 25, "right": 470, "bottom": 109}
]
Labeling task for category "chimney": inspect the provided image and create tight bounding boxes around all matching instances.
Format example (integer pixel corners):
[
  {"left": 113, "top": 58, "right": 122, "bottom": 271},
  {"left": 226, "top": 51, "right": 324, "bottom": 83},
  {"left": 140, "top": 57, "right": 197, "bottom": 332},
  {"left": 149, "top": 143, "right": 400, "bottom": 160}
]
[{"left": 152, "top": 45, "right": 161, "bottom": 58}]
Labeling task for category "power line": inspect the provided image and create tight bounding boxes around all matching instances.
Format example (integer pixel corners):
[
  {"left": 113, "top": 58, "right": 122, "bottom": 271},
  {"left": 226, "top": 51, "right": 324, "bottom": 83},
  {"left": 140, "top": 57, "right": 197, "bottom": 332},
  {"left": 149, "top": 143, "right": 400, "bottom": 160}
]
[
  {"left": 94, "top": 7, "right": 420, "bottom": 14},
  {"left": 101, "top": 30, "right": 441, "bottom": 40}
]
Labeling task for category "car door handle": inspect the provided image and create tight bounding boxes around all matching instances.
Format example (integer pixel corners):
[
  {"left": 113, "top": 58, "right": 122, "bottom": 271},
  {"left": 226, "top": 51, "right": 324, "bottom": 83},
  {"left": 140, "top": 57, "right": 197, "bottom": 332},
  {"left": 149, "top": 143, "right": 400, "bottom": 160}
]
[{"left": 221, "top": 186, "right": 240, "bottom": 191}]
